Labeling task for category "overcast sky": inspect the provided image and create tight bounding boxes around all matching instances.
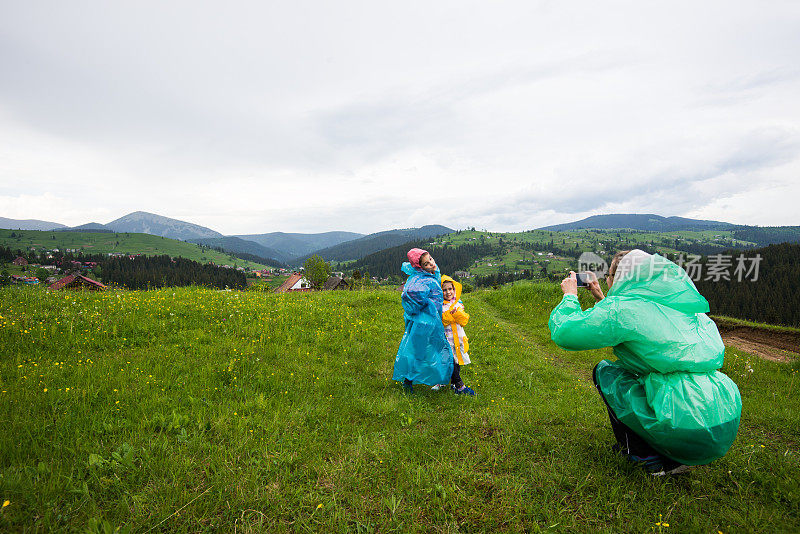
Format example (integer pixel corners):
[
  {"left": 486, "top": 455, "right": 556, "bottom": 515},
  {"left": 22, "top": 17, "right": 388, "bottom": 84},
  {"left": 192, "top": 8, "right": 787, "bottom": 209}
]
[{"left": 1, "top": 1, "right": 798, "bottom": 234}]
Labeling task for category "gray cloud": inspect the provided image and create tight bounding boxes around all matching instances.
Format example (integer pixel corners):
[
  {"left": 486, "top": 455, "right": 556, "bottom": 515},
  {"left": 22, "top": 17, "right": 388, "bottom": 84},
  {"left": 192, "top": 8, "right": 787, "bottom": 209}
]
[
  {"left": 465, "top": 127, "right": 800, "bottom": 229},
  {"left": 1, "top": 1, "right": 799, "bottom": 231}
]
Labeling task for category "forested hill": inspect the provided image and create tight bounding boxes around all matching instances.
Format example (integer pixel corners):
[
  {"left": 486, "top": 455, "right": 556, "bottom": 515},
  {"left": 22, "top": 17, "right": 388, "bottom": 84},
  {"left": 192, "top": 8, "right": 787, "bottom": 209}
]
[
  {"left": 694, "top": 242, "right": 800, "bottom": 327},
  {"left": 731, "top": 226, "right": 800, "bottom": 247},
  {"left": 294, "top": 225, "right": 455, "bottom": 264},
  {"left": 349, "top": 239, "right": 499, "bottom": 281},
  {"left": 233, "top": 231, "right": 364, "bottom": 260},
  {"left": 539, "top": 214, "right": 735, "bottom": 232},
  {"left": 188, "top": 236, "right": 286, "bottom": 267}
]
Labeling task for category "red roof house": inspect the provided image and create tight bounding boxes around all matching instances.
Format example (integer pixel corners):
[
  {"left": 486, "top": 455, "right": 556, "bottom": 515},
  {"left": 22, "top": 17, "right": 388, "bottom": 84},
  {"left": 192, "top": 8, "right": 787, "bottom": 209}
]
[
  {"left": 12, "top": 256, "right": 28, "bottom": 266},
  {"left": 49, "top": 274, "right": 107, "bottom": 291},
  {"left": 274, "top": 273, "right": 311, "bottom": 293}
]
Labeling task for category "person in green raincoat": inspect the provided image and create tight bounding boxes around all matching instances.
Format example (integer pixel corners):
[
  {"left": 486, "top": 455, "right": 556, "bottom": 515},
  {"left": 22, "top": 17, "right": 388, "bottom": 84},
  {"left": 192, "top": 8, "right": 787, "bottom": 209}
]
[{"left": 549, "top": 249, "right": 741, "bottom": 475}]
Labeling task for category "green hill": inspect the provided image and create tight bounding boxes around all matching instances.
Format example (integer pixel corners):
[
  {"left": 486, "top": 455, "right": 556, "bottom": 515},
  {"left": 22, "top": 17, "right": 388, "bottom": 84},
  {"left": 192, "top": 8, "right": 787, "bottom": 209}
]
[
  {"left": 187, "top": 236, "right": 286, "bottom": 267},
  {"left": 344, "top": 228, "right": 759, "bottom": 281},
  {"left": 0, "top": 229, "right": 268, "bottom": 270},
  {"left": 0, "top": 285, "right": 796, "bottom": 531},
  {"left": 538, "top": 213, "right": 736, "bottom": 232},
  {"left": 235, "top": 231, "right": 365, "bottom": 261},
  {"left": 294, "top": 225, "right": 455, "bottom": 265},
  {"left": 695, "top": 242, "right": 800, "bottom": 327}
]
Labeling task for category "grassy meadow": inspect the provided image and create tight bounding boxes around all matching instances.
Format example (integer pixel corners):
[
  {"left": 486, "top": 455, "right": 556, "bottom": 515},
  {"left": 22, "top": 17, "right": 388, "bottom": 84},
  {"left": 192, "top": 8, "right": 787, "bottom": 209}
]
[{"left": 0, "top": 284, "right": 798, "bottom": 532}]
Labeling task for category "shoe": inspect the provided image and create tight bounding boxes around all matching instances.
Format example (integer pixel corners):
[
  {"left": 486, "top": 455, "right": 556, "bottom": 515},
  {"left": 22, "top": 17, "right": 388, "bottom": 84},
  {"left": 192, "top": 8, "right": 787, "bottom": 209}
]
[
  {"left": 649, "top": 458, "right": 692, "bottom": 477},
  {"left": 431, "top": 384, "right": 448, "bottom": 391},
  {"left": 620, "top": 452, "right": 661, "bottom": 470},
  {"left": 403, "top": 379, "right": 413, "bottom": 394},
  {"left": 454, "top": 385, "right": 476, "bottom": 396}
]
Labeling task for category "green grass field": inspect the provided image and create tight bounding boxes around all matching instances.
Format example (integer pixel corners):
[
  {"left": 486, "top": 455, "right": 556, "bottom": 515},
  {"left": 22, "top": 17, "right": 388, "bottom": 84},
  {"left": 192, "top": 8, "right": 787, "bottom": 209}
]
[
  {"left": 0, "top": 230, "right": 267, "bottom": 270},
  {"left": 0, "top": 284, "right": 797, "bottom": 532}
]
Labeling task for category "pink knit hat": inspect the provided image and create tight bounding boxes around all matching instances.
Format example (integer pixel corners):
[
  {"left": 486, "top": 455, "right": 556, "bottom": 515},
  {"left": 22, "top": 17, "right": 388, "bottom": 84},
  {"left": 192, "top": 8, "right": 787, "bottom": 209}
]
[{"left": 407, "top": 248, "right": 428, "bottom": 269}]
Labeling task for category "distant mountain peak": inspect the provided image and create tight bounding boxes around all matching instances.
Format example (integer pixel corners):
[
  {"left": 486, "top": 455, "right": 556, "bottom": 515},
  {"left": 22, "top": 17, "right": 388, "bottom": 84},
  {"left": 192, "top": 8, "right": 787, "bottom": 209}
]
[
  {"left": 0, "top": 217, "right": 66, "bottom": 231},
  {"left": 538, "top": 214, "right": 736, "bottom": 232},
  {"left": 106, "top": 211, "right": 223, "bottom": 240}
]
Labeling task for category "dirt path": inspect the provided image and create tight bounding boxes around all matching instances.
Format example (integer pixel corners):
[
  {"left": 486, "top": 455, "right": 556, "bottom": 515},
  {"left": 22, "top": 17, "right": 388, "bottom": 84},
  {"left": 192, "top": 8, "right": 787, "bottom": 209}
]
[{"left": 714, "top": 319, "right": 800, "bottom": 363}]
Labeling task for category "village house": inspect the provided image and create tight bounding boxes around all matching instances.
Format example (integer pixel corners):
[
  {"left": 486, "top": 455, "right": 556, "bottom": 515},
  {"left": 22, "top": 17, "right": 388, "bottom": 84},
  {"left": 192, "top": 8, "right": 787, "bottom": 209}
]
[
  {"left": 12, "top": 256, "right": 28, "bottom": 266},
  {"left": 12, "top": 275, "right": 39, "bottom": 285},
  {"left": 274, "top": 273, "right": 311, "bottom": 293},
  {"left": 323, "top": 275, "right": 350, "bottom": 291},
  {"left": 49, "top": 274, "right": 107, "bottom": 291}
]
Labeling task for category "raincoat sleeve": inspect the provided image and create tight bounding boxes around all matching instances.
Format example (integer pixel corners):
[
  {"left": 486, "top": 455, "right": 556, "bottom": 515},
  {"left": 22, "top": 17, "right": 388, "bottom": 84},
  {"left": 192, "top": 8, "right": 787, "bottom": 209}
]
[
  {"left": 442, "top": 311, "right": 454, "bottom": 326},
  {"left": 442, "top": 301, "right": 468, "bottom": 326},
  {"left": 442, "top": 300, "right": 469, "bottom": 326},
  {"left": 451, "top": 308, "right": 469, "bottom": 326},
  {"left": 548, "top": 295, "right": 625, "bottom": 350},
  {"left": 402, "top": 279, "right": 431, "bottom": 317}
]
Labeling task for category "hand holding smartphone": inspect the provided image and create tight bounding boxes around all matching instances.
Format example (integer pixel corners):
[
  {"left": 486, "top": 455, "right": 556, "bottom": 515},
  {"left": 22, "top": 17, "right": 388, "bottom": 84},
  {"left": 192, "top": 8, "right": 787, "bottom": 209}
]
[{"left": 575, "top": 272, "right": 592, "bottom": 287}]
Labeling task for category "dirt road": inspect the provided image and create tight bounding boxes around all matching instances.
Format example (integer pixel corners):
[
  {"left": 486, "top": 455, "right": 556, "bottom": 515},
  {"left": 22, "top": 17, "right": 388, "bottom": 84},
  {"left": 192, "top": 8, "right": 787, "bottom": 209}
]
[{"left": 714, "top": 318, "right": 800, "bottom": 363}]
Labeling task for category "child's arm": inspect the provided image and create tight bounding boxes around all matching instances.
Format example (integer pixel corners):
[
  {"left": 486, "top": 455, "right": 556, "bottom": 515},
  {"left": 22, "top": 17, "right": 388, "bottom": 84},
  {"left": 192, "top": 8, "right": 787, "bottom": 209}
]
[
  {"left": 442, "top": 302, "right": 469, "bottom": 326},
  {"left": 451, "top": 308, "right": 469, "bottom": 326},
  {"left": 442, "top": 310, "right": 455, "bottom": 326}
]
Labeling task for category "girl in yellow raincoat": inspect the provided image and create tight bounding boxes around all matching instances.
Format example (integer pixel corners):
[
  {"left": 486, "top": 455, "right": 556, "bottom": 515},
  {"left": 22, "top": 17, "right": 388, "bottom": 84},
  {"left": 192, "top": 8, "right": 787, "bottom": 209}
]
[{"left": 437, "top": 275, "right": 476, "bottom": 395}]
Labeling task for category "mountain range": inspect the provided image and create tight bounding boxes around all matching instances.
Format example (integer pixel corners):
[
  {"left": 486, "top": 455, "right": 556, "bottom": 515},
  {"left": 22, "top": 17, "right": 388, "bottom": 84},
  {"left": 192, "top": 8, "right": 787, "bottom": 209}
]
[
  {"left": 0, "top": 217, "right": 67, "bottom": 231},
  {"left": 295, "top": 225, "right": 456, "bottom": 264},
  {"left": 0, "top": 212, "right": 455, "bottom": 265},
  {"left": 2, "top": 211, "right": 795, "bottom": 266},
  {"left": 538, "top": 214, "right": 735, "bottom": 232},
  {"left": 187, "top": 236, "right": 292, "bottom": 265},
  {"left": 233, "top": 231, "right": 365, "bottom": 261}
]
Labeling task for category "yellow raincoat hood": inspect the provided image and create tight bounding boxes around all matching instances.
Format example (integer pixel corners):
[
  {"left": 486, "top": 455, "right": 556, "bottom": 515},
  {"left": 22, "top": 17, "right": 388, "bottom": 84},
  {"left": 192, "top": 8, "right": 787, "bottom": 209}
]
[{"left": 441, "top": 275, "right": 462, "bottom": 304}]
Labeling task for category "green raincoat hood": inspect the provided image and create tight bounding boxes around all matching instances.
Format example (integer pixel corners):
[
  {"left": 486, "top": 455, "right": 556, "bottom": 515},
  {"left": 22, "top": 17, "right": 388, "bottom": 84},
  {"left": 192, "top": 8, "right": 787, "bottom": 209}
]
[{"left": 607, "top": 250, "right": 710, "bottom": 314}]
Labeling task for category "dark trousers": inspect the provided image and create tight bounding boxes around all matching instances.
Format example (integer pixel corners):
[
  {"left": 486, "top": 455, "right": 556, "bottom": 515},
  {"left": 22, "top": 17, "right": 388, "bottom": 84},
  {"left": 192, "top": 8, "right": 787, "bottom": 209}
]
[
  {"left": 592, "top": 364, "right": 659, "bottom": 459},
  {"left": 450, "top": 362, "right": 464, "bottom": 389}
]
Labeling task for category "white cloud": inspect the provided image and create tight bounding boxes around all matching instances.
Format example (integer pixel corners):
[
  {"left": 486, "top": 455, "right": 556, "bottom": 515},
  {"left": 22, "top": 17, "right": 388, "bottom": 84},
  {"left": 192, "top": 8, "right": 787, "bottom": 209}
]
[{"left": 1, "top": 1, "right": 799, "bottom": 233}]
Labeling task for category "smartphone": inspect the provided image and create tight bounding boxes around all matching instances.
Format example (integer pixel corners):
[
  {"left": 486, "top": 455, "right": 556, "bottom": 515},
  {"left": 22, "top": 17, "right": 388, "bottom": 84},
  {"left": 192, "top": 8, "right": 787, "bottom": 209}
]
[{"left": 575, "top": 272, "right": 591, "bottom": 287}]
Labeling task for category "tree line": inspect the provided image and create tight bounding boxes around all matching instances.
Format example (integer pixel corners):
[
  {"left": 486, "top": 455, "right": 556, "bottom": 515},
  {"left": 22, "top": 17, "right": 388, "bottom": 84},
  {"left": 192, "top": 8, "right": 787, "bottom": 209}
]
[
  {"left": 102, "top": 255, "right": 246, "bottom": 290},
  {"left": 731, "top": 226, "right": 800, "bottom": 248},
  {"left": 348, "top": 240, "right": 500, "bottom": 280},
  {"left": 1, "top": 246, "right": 245, "bottom": 290},
  {"left": 693, "top": 243, "right": 800, "bottom": 327}
]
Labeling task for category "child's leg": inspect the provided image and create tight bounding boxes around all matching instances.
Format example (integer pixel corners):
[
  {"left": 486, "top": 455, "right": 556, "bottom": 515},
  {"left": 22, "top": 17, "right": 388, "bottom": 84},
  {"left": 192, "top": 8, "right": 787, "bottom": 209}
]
[{"left": 450, "top": 363, "right": 464, "bottom": 389}]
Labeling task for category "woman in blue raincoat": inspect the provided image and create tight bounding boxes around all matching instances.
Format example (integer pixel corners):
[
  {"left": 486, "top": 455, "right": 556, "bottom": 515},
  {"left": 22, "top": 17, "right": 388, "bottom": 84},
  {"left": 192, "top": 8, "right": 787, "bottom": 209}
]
[
  {"left": 549, "top": 249, "right": 741, "bottom": 475},
  {"left": 392, "top": 248, "right": 454, "bottom": 393}
]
